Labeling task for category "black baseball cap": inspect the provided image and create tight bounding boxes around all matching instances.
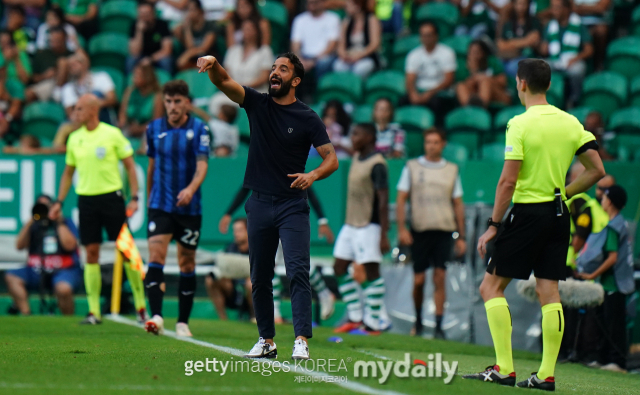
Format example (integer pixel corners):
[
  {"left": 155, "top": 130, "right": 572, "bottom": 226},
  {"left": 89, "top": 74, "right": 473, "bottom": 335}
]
[{"left": 605, "top": 185, "right": 627, "bottom": 210}]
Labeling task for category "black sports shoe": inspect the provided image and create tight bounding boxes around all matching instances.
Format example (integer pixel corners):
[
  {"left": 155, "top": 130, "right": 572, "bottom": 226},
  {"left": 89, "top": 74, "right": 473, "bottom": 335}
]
[
  {"left": 462, "top": 365, "right": 516, "bottom": 386},
  {"left": 434, "top": 328, "right": 446, "bottom": 340},
  {"left": 79, "top": 313, "right": 102, "bottom": 325},
  {"left": 516, "top": 372, "right": 555, "bottom": 391}
]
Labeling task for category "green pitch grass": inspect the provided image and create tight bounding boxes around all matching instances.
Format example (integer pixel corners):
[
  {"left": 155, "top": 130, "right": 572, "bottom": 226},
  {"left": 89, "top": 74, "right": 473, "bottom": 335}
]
[{"left": 1, "top": 316, "right": 637, "bottom": 395}]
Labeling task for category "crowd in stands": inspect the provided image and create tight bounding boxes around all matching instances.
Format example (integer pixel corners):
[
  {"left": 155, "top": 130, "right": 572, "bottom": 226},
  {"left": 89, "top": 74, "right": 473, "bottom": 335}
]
[{"left": 0, "top": 0, "right": 639, "bottom": 161}]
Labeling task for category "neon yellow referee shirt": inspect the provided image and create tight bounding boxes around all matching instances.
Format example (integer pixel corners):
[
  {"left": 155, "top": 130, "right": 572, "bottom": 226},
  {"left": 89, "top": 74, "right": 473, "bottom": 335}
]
[
  {"left": 505, "top": 104, "right": 596, "bottom": 204},
  {"left": 65, "top": 122, "right": 133, "bottom": 196}
]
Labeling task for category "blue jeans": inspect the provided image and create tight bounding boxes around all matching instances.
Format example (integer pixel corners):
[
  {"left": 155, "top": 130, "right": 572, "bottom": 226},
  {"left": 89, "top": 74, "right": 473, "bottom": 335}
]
[
  {"left": 8, "top": 266, "right": 82, "bottom": 291},
  {"left": 380, "top": 3, "right": 404, "bottom": 34},
  {"left": 245, "top": 191, "right": 312, "bottom": 339}
]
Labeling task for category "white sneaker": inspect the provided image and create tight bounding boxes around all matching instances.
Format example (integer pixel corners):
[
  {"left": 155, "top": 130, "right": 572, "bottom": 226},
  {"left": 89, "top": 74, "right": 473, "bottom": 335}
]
[
  {"left": 585, "top": 360, "right": 602, "bottom": 369},
  {"left": 145, "top": 315, "right": 164, "bottom": 335},
  {"left": 292, "top": 338, "right": 310, "bottom": 360},
  {"left": 245, "top": 337, "right": 277, "bottom": 359},
  {"left": 319, "top": 289, "right": 335, "bottom": 320},
  {"left": 600, "top": 363, "right": 627, "bottom": 373},
  {"left": 176, "top": 322, "right": 193, "bottom": 337}
]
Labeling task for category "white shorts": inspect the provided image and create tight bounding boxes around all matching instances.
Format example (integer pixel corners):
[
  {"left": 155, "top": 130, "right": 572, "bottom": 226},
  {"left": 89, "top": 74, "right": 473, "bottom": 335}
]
[{"left": 333, "top": 224, "right": 382, "bottom": 264}]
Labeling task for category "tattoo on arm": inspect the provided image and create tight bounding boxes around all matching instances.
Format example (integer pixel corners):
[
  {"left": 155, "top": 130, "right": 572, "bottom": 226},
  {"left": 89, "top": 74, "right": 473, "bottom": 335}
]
[{"left": 319, "top": 144, "right": 335, "bottom": 158}]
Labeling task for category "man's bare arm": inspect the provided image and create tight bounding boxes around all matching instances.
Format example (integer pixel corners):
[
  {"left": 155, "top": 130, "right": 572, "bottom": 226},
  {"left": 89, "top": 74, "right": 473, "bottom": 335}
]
[
  {"left": 453, "top": 197, "right": 466, "bottom": 238},
  {"left": 197, "top": 56, "right": 245, "bottom": 105},
  {"left": 491, "top": 160, "right": 522, "bottom": 222},
  {"left": 288, "top": 143, "right": 339, "bottom": 190},
  {"left": 566, "top": 149, "right": 605, "bottom": 199}
]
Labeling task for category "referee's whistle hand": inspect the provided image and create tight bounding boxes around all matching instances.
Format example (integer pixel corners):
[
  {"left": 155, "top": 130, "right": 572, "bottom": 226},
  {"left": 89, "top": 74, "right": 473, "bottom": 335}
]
[
  {"left": 196, "top": 56, "right": 216, "bottom": 73},
  {"left": 477, "top": 227, "right": 498, "bottom": 259}
]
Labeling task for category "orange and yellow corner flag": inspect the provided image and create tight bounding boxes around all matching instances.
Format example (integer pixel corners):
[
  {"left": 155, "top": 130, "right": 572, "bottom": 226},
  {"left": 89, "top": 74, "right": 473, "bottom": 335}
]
[{"left": 116, "top": 223, "right": 145, "bottom": 280}]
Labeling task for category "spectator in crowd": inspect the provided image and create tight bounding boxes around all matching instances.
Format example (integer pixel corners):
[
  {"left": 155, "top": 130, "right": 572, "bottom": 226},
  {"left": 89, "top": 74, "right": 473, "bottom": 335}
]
[
  {"left": 405, "top": 22, "right": 456, "bottom": 125},
  {"left": 573, "top": 0, "right": 611, "bottom": 71},
  {"left": 201, "top": 0, "right": 236, "bottom": 21},
  {"left": 497, "top": 0, "right": 541, "bottom": 78},
  {"left": 0, "top": 30, "right": 32, "bottom": 85},
  {"left": 209, "top": 104, "right": 239, "bottom": 157},
  {"left": 128, "top": 1, "right": 174, "bottom": 74},
  {"left": 51, "top": 0, "right": 98, "bottom": 41},
  {"left": 35, "top": 7, "right": 79, "bottom": 52},
  {"left": 173, "top": 0, "right": 218, "bottom": 71},
  {"left": 2, "top": 134, "right": 47, "bottom": 154},
  {"left": 456, "top": 40, "right": 511, "bottom": 108},
  {"left": 154, "top": 0, "right": 190, "bottom": 23},
  {"left": 59, "top": 51, "right": 117, "bottom": 123},
  {"left": 208, "top": 19, "right": 273, "bottom": 116},
  {"left": 5, "top": 6, "right": 36, "bottom": 53},
  {"left": 118, "top": 63, "right": 164, "bottom": 139},
  {"left": 333, "top": 0, "right": 380, "bottom": 78},
  {"left": 0, "top": 71, "right": 22, "bottom": 139},
  {"left": 226, "top": 0, "right": 271, "bottom": 48},
  {"left": 584, "top": 111, "right": 615, "bottom": 160},
  {"left": 374, "top": 0, "right": 404, "bottom": 34},
  {"left": 26, "top": 27, "right": 73, "bottom": 103},
  {"left": 205, "top": 217, "right": 253, "bottom": 321},
  {"left": 539, "top": 0, "right": 593, "bottom": 108},
  {"left": 318, "top": 100, "right": 352, "bottom": 159},
  {"left": 291, "top": 0, "right": 341, "bottom": 81},
  {"left": 373, "top": 97, "right": 405, "bottom": 158},
  {"left": 2, "top": 0, "right": 46, "bottom": 31},
  {"left": 5, "top": 195, "right": 80, "bottom": 315},
  {"left": 577, "top": 185, "right": 634, "bottom": 373},
  {"left": 455, "top": 0, "right": 492, "bottom": 38}
]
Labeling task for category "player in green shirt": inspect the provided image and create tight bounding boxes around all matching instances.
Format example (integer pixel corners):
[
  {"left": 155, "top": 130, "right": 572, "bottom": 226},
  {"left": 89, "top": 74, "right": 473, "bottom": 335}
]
[
  {"left": 463, "top": 59, "right": 605, "bottom": 391},
  {"left": 49, "top": 94, "right": 143, "bottom": 325}
]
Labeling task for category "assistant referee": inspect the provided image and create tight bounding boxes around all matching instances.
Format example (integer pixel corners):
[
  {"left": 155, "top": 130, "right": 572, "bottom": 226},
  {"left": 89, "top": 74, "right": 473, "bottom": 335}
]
[
  {"left": 462, "top": 59, "right": 605, "bottom": 391},
  {"left": 49, "top": 94, "right": 140, "bottom": 325}
]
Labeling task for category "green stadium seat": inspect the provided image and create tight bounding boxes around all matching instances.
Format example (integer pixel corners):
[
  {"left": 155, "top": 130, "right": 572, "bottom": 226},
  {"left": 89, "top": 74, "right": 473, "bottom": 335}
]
[
  {"left": 235, "top": 141, "right": 250, "bottom": 158},
  {"left": 22, "top": 102, "right": 66, "bottom": 140},
  {"left": 235, "top": 108, "right": 250, "bottom": 141},
  {"left": 352, "top": 105, "right": 373, "bottom": 124},
  {"left": 616, "top": 135, "right": 640, "bottom": 161},
  {"left": 413, "top": 2, "right": 460, "bottom": 38},
  {"left": 395, "top": 106, "right": 434, "bottom": 158},
  {"left": 481, "top": 143, "right": 506, "bottom": 162},
  {"left": 317, "top": 72, "right": 363, "bottom": 104},
  {"left": 99, "top": 0, "right": 137, "bottom": 35},
  {"left": 258, "top": 1, "right": 289, "bottom": 54},
  {"left": 445, "top": 106, "right": 492, "bottom": 157},
  {"left": 441, "top": 35, "right": 472, "bottom": 61},
  {"left": 606, "top": 37, "right": 640, "bottom": 80},
  {"left": 92, "top": 66, "right": 125, "bottom": 101},
  {"left": 391, "top": 35, "right": 420, "bottom": 71},
  {"left": 608, "top": 107, "right": 640, "bottom": 134},
  {"left": 633, "top": 5, "right": 640, "bottom": 37},
  {"left": 580, "top": 71, "right": 628, "bottom": 120},
  {"left": 363, "top": 70, "right": 406, "bottom": 105},
  {"left": 493, "top": 105, "right": 525, "bottom": 132},
  {"left": 174, "top": 69, "right": 218, "bottom": 109},
  {"left": 630, "top": 76, "right": 640, "bottom": 107},
  {"left": 309, "top": 103, "right": 324, "bottom": 117},
  {"left": 568, "top": 106, "right": 596, "bottom": 125},
  {"left": 88, "top": 33, "right": 129, "bottom": 71},
  {"left": 442, "top": 142, "right": 468, "bottom": 165},
  {"left": 547, "top": 73, "right": 565, "bottom": 108}
]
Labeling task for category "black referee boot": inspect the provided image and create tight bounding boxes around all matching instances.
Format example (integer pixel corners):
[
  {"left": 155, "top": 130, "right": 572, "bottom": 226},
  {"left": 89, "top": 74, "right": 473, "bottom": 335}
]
[
  {"left": 516, "top": 373, "right": 555, "bottom": 391},
  {"left": 462, "top": 365, "right": 516, "bottom": 386}
]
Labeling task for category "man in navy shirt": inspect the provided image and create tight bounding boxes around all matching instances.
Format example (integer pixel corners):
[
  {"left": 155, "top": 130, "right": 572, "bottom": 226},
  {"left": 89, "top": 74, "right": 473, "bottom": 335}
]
[
  {"left": 197, "top": 52, "right": 339, "bottom": 360},
  {"left": 144, "top": 80, "right": 210, "bottom": 338}
]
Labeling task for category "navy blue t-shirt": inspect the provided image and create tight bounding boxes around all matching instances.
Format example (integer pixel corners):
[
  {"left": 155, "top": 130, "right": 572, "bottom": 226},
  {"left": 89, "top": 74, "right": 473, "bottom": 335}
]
[
  {"left": 241, "top": 87, "right": 331, "bottom": 198},
  {"left": 147, "top": 116, "right": 211, "bottom": 215}
]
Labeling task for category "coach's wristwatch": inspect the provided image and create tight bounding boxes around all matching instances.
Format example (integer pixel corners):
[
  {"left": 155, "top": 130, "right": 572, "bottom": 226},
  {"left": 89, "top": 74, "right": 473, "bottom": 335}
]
[{"left": 487, "top": 218, "right": 502, "bottom": 229}]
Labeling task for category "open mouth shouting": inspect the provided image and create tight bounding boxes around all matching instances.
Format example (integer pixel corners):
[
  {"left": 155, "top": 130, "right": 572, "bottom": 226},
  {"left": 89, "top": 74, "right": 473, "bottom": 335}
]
[{"left": 270, "top": 77, "right": 282, "bottom": 90}]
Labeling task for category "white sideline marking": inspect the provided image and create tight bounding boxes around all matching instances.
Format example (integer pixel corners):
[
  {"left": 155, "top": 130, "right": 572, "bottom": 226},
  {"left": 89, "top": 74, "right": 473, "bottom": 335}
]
[
  {"left": 107, "top": 315, "right": 408, "bottom": 395},
  {"left": 0, "top": 382, "right": 289, "bottom": 392}
]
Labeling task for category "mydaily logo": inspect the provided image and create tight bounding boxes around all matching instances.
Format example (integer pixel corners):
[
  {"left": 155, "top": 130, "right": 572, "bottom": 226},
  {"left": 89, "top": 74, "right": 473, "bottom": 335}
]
[{"left": 353, "top": 353, "right": 457, "bottom": 384}]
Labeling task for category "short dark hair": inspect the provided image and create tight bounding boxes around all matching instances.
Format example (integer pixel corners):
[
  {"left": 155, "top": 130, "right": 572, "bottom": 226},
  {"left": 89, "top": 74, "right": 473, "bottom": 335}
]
[
  {"left": 276, "top": 52, "right": 305, "bottom": 81},
  {"left": 138, "top": 1, "right": 154, "bottom": 9},
  {"left": 48, "top": 26, "right": 66, "bottom": 37},
  {"left": 356, "top": 122, "right": 377, "bottom": 143},
  {"left": 8, "top": 5, "right": 25, "bottom": 17},
  {"left": 189, "top": 0, "right": 204, "bottom": 11},
  {"left": 560, "top": 0, "right": 571, "bottom": 8},
  {"left": 163, "top": 80, "right": 190, "bottom": 97},
  {"left": 220, "top": 104, "right": 238, "bottom": 123},
  {"left": 419, "top": 20, "right": 439, "bottom": 36},
  {"left": 423, "top": 127, "right": 447, "bottom": 141},
  {"left": 516, "top": 59, "right": 551, "bottom": 94}
]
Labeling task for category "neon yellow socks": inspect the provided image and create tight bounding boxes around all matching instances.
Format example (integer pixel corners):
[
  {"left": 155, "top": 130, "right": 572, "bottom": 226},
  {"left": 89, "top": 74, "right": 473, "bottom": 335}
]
[
  {"left": 84, "top": 264, "right": 102, "bottom": 318},
  {"left": 124, "top": 261, "right": 147, "bottom": 311},
  {"left": 538, "top": 303, "right": 564, "bottom": 379},
  {"left": 485, "top": 297, "right": 514, "bottom": 375}
]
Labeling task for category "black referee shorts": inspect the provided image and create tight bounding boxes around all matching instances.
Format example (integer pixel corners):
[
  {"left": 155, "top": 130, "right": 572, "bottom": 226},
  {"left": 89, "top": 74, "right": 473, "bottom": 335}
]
[
  {"left": 411, "top": 230, "right": 453, "bottom": 272},
  {"left": 487, "top": 201, "right": 570, "bottom": 281},
  {"left": 78, "top": 191, "right": 126, "bottom": 246}
]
